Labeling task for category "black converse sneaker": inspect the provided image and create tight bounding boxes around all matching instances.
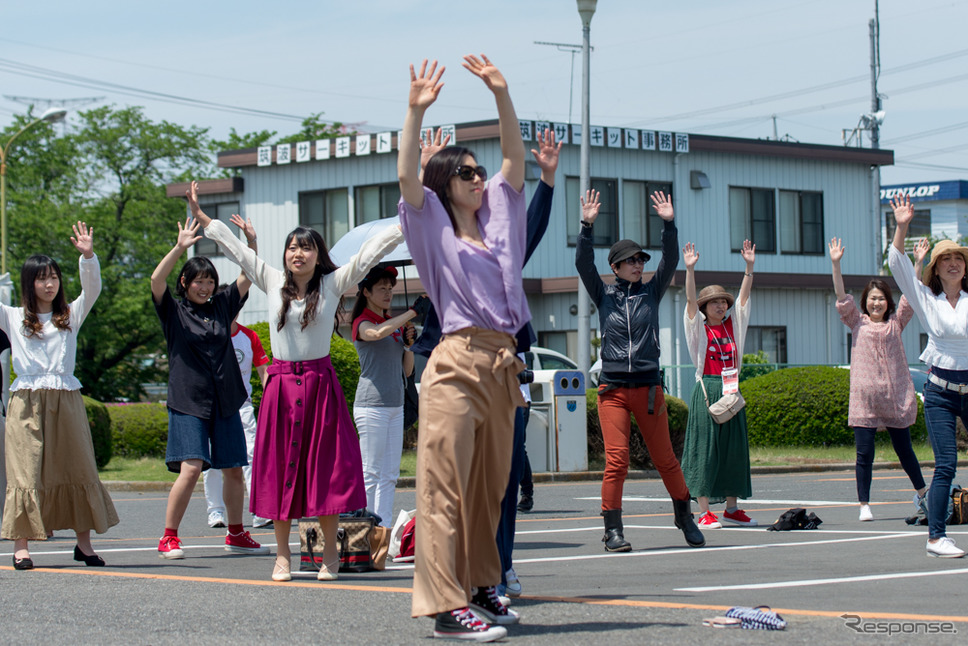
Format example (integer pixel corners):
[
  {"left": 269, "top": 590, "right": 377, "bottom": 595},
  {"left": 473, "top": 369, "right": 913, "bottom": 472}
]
[
  {"left": 434, "top": 607, "right": 507, "bottom": 641},
  {"left": 470, "top": 586, "right": 521, "bottom": 625}
]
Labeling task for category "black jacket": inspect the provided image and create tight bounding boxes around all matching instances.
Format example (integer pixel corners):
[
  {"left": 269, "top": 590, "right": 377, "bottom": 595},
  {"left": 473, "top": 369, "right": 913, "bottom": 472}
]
[{"left": 576, "top": 219, "right": 678, "bottom": 385}]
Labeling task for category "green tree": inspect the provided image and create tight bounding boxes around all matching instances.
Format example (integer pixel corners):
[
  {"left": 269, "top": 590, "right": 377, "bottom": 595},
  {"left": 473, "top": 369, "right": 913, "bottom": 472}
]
[
  {"left": 4, "top": 105, "right": 211, "bottom": 401},
  {"left": 209, "top": 127, "right": 277, "bottom": 177}
]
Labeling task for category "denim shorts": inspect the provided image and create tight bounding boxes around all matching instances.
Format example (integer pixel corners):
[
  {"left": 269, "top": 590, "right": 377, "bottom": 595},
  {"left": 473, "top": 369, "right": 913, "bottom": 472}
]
[{"left": 165, "top": 408, "right": 248, "bottom": 473}]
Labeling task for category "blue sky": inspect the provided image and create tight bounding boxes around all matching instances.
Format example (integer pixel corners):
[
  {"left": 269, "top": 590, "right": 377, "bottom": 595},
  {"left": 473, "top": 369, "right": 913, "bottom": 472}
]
[{"left": 2, "top": 0, "right": 966, "bottom": 184}]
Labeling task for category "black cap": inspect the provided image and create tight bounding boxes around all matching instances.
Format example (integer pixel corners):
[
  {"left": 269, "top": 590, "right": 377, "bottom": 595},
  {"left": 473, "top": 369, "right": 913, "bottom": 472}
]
[{"left": 608, "top": 239, "right": 651, "bottom": 266}]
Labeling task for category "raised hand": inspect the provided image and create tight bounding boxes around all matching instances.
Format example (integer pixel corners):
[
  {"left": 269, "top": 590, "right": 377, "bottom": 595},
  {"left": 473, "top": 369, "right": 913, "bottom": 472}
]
[
  {"left": 229, "top": 213, "right": 257, "bottom": 245},
  {"left": 462, "top": 54, "right": 507, "bottom": 93},
  {"left": 581, "top": 189, "right": 601, "bottom": 225},
  {"left": 176, "top": 217, "right": 203, "bottom": 250},
  {"left": 530, "top": 128, "right": 562, "bottom": 176},
  {"left": 913, "top": 237, "right": 930, "bottom": 265},
  {"left": 891, "top": 195, "right": 914, "bottom": 226},
  {"left": 409, "top": 60, "right": 445, "bottom": 110},
  {"left": 682, "top": 242, "right": 699, "bottom": 269},
  {"left": 650, "top": 191, "right": 674, "bottom": 221},
  {"left": 185, "top": 180, "right": 211, "bottom": 223},
  {"left": 70, "top": 221, "right": 95, "bottom": 259},
  {"left": 741, "top": 239, "right": 756, "bottom": 266},
  {"left": 420, "top": 127, "right": 451, "bottom": 172},
  {"left": 828, "top": 237, "right": 845, "bottom": 262}
]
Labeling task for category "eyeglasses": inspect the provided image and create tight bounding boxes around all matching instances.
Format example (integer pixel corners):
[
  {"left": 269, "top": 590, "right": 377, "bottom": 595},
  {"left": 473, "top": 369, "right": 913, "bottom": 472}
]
[
  {"left": 624, "top": 256, "right": 647, "bottom": 266},
  {"left": 453, "top": 165, "right": 488, "bottom": 182}
]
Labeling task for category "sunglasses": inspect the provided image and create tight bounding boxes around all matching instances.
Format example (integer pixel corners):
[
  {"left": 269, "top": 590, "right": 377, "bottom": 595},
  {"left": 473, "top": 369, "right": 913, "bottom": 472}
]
[
  {"left": 453, "top": 165, "right": 488, "bottom": 182},
  {"left": 624, "top": 255, "right": 647, "bottom": 266}
]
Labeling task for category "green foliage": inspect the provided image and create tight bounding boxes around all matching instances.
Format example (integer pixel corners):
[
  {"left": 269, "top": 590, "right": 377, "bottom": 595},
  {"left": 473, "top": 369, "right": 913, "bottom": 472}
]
[
  {"left": 742, "top": 365, "right": 927, "bottom": 446},
  {"left": 83, "top": 396, "right": 113, "bottom": 469},
  {"left": 247, "top": 321, "right": 272, "bottom": 410},
  {"left": 330, "top": 335, "right": 361, "bottom": 408},
  {"left": 586, "top": 388, "right": 689, "bottom": 468},
  {"left": 209, "top": 127, "right": 277, "bottom": 178},
  {"left": 740, "top": 350, "right": 775, "bottom": 381},
  {"left": 107, "top": 403, "right": 169, "bottom": 458}
]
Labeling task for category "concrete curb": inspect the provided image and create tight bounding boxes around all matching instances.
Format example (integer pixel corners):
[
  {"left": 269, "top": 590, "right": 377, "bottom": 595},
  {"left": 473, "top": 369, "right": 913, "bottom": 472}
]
[{"left": 102, "top": 459, "right": 967, "bottom": 493}]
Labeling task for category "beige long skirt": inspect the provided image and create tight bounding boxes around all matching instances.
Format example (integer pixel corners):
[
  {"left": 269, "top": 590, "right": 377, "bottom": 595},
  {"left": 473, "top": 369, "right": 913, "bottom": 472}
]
[{"left": 1, "top": 389, "right": 119, "bottom": 540}]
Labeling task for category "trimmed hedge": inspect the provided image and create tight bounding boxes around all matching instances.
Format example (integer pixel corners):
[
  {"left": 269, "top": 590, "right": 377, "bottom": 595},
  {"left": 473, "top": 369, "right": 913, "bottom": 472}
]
[
  {"left": 742, "top": 365, "right": 927, "bottom": 447},
  {"left": 83, "top": 396, "right": 113, "bottom": 469},
  {"left": 586, "top": 388, "right": 690, "bottom": 469},
  {"left": 107, "top": 402, "right": 169, "bottom": 458}
]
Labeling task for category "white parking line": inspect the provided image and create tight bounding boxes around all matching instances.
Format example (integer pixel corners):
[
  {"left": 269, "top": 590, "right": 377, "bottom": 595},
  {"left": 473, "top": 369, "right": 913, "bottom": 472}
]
[
  {"left": 677, "top": 567, "right": 968, "bottom": 592},
  {"left": 575, "top": 496, "right": 873, "bottom": 506}
]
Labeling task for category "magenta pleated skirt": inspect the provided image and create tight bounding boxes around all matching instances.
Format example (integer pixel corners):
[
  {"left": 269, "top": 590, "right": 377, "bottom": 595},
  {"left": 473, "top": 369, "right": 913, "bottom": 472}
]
[{"left": 249, "top": 356, "right": 366, "bottom": 520}]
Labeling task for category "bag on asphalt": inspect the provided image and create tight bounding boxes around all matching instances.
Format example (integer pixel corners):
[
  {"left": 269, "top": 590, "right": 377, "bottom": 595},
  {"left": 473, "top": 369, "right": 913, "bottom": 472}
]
[
  {"left": 389, "top": 508, "right": 416, "bottom": 561},
  {"left": 298, "top": 511, "right": 390, "bottom": 573},
  {"left": 767, "top": 507, "right": 822, "bottom": 531},
  {"left": 951, "top": 486, "right": 968, "bottom": 525},
  {"left": 724, "top": 606, "right": 787, "bottom": 630}
]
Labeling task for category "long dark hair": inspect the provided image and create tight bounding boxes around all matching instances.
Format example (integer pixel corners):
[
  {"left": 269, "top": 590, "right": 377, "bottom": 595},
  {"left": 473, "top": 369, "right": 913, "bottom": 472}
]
[
  {"left": 175, "top": 256, "right": 218, "bottom": 300},
  {"left": 278, "top": 227, "right": 339, "bottom": 331},
  {"left": 927, "top": 258, "right": 968, "bottom": 296},
  {"left": 350, "top": 273, "right": 397, "bottom": 323},
  {"left": 20, "top": 255, "right": 71, "bottom": 337},
  {"left": 860, "top": 279, "right": 896, "bottom": 319},
  {"left": 423, "top": 146, "right": 476, "bottom": 228}
]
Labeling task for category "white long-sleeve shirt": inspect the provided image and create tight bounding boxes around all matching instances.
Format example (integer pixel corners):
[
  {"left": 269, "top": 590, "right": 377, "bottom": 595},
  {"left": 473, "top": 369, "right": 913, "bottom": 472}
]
[
  {"left": 205, "top": 219, "right": 403, "bottom": 361},
  {"left": 888, "top": 245, "right": 968, "bottom": 370},
  {"left": 0, "top": 254, "right": 101, "bottom": 391}
]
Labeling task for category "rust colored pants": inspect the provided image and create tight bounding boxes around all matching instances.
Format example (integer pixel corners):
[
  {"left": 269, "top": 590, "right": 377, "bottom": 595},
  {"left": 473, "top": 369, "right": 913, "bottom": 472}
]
[
  {"left": 597, "top": 385, "right": 689, "bottom": 511},
  {"left": 411, "top": 328, "right": 525, "bottom": 618}
]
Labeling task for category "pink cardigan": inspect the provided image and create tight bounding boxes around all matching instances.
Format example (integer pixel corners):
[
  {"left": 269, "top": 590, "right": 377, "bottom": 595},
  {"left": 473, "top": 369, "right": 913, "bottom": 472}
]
[{"left": 837, "top": 294, "right": 917, "bottom": 428}]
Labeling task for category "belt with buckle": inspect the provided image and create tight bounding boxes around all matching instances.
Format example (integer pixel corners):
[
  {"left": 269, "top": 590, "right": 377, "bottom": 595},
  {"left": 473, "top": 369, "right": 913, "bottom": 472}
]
[{"left": 928, "top": 372, "right": 968, "bottom": 395}]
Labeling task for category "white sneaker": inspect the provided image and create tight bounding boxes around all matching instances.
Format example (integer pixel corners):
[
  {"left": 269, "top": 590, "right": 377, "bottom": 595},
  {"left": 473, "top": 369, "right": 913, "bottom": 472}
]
[
  {"left": 927, "top": 537, "right": 966, "bottom": 558},
  {"left": 252, "top": 516, "right": 273, "bottom": 528},
  {"left": 859, "top": 504, "right": 873, "bottom": 522},
  {"left": 207, "top": 511, "right": 226, "bottom": 528},
  {"left": 504, "top": 568, "right": 522, "bottom": 597}
]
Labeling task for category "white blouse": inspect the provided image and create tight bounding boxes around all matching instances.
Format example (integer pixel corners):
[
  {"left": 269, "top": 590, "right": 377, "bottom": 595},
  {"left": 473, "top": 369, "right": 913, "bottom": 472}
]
[
  {"left": 888, "top": 245, "right": 968, "bottom": 370},
  {"left": 0, "top": 254, "right": 101, "bottom": 391},
  {"left": 205, "top": 219, "right": 403, "bottom": 362}
]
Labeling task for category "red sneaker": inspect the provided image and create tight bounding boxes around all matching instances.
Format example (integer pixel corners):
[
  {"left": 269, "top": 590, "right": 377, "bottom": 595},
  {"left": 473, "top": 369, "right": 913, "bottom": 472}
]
[
  {"left": 158, "top": 535, "right": 185, "bottom": 559},
  {"left": 722, "top": 508, "right": 758, "bottom": 526},
  {"left": 697, "top": 511, "right": 722, "bottom": 529},
  {"left": 225, "top": 530, "right": 270, "bottom": 554}
]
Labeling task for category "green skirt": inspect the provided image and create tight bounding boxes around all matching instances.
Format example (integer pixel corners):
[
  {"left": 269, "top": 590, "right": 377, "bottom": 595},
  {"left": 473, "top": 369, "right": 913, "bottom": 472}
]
[{"left": 681, "top": 375, "right": 752, "bottom": 504}]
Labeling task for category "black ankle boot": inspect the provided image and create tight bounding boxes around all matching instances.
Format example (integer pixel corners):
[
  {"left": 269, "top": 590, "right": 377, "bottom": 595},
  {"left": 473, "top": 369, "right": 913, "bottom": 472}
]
[
  {"left": 601, "top": 509, "right": 632, "bottom": 552},
  {"left": 672, "top": 497, "right": 705, "bottom": 547}
]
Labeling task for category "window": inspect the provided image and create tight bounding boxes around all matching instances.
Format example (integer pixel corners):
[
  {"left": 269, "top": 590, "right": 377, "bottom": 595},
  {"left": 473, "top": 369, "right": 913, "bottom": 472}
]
[
  {"left": 622, "top": 180, "right": 672, "bottom": 249},
  {"left": 566, "top": 177, "right": 618, "bottom": 246},
  {"left": 729, "top": 187, "right": 775, "bottom": 253},
  {"left": 299, "top": 188, "right": 349, "bottom": 244},
  {"left": 779, "top": 190, "right": 824, "bottom": 254},
  {"left": 746, "top": 326, "right": 787, "bottom": 363},
  {"left": 195, "top": 202, "right": 240, "bottom": 257},
  {"left": 885, "top": 208, "right": 931, "bottom": 248},
  {"left": 355, "top": 183, "right": 401, "bottom": 224}
]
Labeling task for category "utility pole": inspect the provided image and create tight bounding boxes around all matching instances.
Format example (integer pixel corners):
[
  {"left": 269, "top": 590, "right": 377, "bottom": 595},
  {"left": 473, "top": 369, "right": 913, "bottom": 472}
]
[
  {"left": 869, "top": 1, "right": 881, "bottom": 149},
  {"left": 576, "top": 0, "right": 597, "bottom": 380}
]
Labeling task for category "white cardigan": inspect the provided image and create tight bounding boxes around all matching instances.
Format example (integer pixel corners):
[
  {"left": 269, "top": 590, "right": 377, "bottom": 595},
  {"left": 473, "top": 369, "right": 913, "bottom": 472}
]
[
  {"left": 205, "top": 219, "right": 403, "bottom": 362},
  {"left": 683, "top": 297, "right": 751, "bottom": 384}
]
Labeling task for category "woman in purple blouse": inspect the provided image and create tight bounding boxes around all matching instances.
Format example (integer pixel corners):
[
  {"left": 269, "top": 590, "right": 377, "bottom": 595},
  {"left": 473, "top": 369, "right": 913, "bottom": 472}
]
[{"left": 397, "top": 56, "right": 527, "bottom": 641}]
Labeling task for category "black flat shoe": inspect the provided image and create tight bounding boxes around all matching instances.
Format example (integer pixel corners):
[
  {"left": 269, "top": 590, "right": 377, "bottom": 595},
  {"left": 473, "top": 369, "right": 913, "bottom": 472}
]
[
  {"left": 13, "top": 556, "right": 34, "bottom": 570},
  {"left": 73, "top": 545, "right": 105, "bottom": 567}
]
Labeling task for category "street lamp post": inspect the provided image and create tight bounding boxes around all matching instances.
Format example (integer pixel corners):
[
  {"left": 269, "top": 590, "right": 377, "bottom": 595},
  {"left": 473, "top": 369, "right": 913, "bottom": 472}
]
[
  {"left": 0, "top": 107, "right": 67, "bottom": 276},
  {"left": 576, "top": 0, "right": 597, "bottom": 379}
]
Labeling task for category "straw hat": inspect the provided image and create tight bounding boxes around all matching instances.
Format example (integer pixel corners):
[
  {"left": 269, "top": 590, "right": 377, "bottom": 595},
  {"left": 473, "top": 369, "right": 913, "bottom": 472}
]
[
  {"left": 921, "top": 239, "right": 968, "bottom": 286},
  {"left": 697, "top": 285, "right": 735, "bottom": 309}
]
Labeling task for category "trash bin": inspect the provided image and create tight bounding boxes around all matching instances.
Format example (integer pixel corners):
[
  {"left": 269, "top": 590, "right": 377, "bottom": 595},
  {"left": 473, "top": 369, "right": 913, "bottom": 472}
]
[{"left": 526, "top": 370, "right": 587, "bottom": 472}]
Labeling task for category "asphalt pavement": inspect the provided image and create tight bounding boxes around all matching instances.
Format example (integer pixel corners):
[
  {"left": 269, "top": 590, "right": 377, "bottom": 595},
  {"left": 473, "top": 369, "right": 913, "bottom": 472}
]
[{"left": 1, "top": 465, "right": 965, "bottom": 645}]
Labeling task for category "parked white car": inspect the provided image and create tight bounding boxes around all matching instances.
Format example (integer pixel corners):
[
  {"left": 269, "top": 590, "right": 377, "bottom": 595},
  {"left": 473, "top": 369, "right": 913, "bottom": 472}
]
[{"left": 414, "top": 346, "right": 577, "bottom": 392}]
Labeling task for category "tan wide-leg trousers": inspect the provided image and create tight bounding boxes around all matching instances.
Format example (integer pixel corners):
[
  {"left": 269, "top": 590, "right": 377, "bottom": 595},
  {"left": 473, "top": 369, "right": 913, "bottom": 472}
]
[{"left": 411, "top": 328, "right": 525, "bottom": 618}]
